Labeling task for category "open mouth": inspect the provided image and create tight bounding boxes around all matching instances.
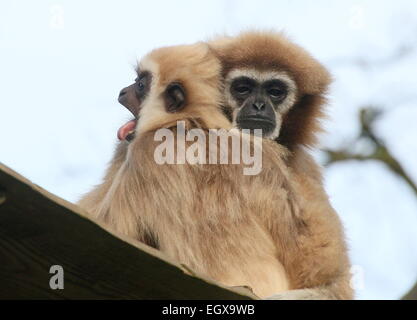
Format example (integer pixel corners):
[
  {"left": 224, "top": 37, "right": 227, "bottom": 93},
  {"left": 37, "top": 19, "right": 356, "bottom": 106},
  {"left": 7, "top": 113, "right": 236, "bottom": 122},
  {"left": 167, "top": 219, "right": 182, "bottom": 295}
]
[
  {"left": 236, "top": 117, "right": 275, "bottom": 135},
  {"left": 117, "top": 118, "right": 138, "bottom": 142}
]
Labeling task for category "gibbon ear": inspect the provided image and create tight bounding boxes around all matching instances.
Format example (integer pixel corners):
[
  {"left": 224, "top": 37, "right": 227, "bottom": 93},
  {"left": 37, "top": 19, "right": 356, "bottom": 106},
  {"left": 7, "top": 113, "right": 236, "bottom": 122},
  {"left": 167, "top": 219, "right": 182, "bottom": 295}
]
[{"left": 164, "top": 82, "right": 186, "bottom": 113}]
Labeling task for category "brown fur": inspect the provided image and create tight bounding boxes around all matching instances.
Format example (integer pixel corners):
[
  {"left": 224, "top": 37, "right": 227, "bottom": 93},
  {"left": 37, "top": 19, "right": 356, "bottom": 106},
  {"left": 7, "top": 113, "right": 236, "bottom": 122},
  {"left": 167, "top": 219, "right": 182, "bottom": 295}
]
[
  {"left": 79, "top": 43, "right": 306, "bottom": 298},
  {"left": 79, "top": 36, "right": 353, "bottom": 299},
  {"left": 209, "top": 31, "right": 353, "bottom": 299}
]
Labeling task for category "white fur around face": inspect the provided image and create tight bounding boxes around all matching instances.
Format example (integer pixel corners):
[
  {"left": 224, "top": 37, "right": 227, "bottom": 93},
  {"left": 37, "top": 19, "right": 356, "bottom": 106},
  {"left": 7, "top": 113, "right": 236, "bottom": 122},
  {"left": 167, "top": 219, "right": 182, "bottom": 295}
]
[
  {"left": 135, "top": 56, "right": 165, "bottom": 134},
  {"left": 224, "top": 68, "right": 298, "bottom": 140}
]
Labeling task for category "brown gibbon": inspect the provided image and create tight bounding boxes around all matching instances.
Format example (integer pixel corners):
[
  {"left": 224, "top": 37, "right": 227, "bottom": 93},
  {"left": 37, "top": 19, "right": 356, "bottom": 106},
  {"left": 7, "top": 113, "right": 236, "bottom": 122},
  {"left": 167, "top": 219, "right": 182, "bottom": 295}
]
[
  {"left": 78, "top": 42, "right": 306, "bottom": 298},
  {"left": 204, "top": 31, "right": 353, "bottom": 299}
]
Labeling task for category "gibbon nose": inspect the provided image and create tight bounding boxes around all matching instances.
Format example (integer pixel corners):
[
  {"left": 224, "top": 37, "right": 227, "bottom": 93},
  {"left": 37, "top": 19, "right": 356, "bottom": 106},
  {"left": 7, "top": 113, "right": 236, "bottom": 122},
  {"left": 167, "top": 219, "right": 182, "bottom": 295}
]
[
  {"left": 252, "top": 101, "right": 265, "bottom": 110},
  {"left": 118, "top": 88, "right": 128, "bottom": 103}
]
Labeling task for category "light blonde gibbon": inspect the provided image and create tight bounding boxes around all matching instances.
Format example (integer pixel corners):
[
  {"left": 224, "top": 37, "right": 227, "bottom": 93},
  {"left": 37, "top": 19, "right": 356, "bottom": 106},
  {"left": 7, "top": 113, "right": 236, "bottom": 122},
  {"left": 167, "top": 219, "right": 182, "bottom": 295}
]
[
  {"left": 78, "top": 42, "right": 311, "bottom": 298},
  {"left": 208, "top": 31, "right": 353, "bottom": 300}
]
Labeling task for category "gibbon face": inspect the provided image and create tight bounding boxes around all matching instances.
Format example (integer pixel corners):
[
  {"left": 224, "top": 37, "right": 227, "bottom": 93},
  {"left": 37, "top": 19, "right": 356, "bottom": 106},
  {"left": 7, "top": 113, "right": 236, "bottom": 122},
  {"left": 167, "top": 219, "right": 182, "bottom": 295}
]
[
  {"left": 224, "top": 68, "right": 297, "bottom": 139},
  {"left": 210, "top": 31, "right": 332, "bottom": 149},
  {"left": 118, "top": 71, "right": 152, "bottom": 119},
  {"left": 117, "top": 71, "right": 153, "bottom": 142}
]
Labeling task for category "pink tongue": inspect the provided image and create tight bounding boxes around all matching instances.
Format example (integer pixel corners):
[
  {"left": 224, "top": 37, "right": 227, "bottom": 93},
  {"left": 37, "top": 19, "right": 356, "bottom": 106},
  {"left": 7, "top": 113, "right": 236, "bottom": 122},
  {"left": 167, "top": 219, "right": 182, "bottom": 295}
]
[{"left": 117, "top": 119, "right": 137, "bottom": 141}]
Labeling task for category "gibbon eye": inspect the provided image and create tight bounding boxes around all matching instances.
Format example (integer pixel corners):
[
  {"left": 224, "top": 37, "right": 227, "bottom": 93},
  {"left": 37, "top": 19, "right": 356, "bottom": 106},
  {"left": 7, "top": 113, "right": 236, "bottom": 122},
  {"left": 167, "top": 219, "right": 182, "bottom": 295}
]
[
  {"left": 268, "top": 88, "right": 286, "bottom": 99},
  {"left": 136, "top": 78, "right": 146, "bottom": 91},
  {"left": 235, "top": 86, "right": 251, "bottom": 94},
  {"left": 231, "top": 77, "right": 255, "bottom": 97},
  {"left": 135, "top": 73, "right": 149, "bottom": 95}
]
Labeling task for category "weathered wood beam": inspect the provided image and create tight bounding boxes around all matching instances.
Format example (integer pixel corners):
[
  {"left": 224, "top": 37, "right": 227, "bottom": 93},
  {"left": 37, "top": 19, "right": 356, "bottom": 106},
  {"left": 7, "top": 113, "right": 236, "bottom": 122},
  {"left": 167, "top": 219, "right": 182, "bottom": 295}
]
[{"left": 0, "top": 163, "right": 255, "bottom": 300}]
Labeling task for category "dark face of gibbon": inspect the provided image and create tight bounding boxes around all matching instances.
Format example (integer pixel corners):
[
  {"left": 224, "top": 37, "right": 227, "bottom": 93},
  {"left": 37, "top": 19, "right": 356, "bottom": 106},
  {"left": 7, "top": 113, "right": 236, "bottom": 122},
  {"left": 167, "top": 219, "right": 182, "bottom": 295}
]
[
  {"left": 118, "top": 71, "right": 152, "bottom": 118},
  {"left": 116, "top": 70, "right": 186, "bottom": 142},
  {"left": 224, "top": 69, "right": 298, "bottom": 140}
]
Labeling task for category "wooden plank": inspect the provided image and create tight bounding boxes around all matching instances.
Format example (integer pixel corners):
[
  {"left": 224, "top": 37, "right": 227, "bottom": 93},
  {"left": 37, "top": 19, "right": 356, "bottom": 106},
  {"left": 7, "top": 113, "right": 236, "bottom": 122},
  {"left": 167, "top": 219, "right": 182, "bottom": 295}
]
[{"left": 0, "top": 163, "right": 256, "bottom": 300}]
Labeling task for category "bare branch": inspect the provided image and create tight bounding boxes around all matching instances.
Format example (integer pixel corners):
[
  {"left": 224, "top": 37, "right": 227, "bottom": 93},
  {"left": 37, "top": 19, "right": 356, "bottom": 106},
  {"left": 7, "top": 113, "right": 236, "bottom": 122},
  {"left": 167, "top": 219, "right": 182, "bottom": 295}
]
[{"left": 324, "top": 107, "right": 417, "bottom": 197}]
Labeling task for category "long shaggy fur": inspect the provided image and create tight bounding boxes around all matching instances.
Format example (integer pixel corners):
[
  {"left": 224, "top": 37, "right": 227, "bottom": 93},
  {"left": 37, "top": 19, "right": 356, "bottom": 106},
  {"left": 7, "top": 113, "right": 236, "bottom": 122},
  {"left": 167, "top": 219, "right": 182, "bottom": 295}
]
[
  {"left": 209, "top": 31, "right": 353, "bottom": 299},
  {"left": 79, "top": 43, "right": 308, "bottom": 298},
  {"left": 80, "top": 34, "right": 353, "bottom": 299}
]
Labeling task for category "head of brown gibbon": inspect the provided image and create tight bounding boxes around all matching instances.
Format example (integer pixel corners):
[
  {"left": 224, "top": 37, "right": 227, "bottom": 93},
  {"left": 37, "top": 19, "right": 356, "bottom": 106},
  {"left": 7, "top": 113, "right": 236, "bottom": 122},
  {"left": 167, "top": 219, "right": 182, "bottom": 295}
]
[{"left": 209, "top": 31, "right": 332, "bottom": 151}]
